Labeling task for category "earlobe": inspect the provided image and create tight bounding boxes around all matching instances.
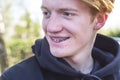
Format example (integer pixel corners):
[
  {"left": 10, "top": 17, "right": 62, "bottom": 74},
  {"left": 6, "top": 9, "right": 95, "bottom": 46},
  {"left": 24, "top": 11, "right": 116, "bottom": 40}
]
[{"left": 94, "top": 13, "right": 108, "bottom": 30}]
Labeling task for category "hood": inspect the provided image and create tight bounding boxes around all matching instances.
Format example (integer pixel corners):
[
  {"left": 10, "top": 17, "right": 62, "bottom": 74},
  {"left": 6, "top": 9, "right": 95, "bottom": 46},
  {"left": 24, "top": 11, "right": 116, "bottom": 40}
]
[
  {"left": 92, "top": 34, "right": 120, "bottom": 77},
  {"left": 32, "top": 34, "right": 120, "bottom": 79}
]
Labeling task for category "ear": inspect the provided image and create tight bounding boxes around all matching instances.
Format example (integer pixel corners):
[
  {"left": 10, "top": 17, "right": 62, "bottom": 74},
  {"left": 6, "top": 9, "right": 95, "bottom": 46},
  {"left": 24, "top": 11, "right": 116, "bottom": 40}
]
[{"left": 94, "top": 13, "right": 108, "bottom": 30}]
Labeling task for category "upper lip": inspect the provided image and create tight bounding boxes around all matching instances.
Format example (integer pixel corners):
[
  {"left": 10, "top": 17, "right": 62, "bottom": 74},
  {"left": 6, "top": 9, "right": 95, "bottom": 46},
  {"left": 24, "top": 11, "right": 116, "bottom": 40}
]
[
  {"left": 48, "top": 34, "right": 70, "bottom": 42},
  {"left": 48, "top": 35, "right": 69, "bottom": 39}
]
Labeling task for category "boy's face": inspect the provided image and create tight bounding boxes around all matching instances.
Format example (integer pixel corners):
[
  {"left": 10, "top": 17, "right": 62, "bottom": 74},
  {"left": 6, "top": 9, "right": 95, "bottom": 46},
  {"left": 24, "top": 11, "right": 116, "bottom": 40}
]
[{"left": 41, "top": 0, "right": 99, "bottom": 58}]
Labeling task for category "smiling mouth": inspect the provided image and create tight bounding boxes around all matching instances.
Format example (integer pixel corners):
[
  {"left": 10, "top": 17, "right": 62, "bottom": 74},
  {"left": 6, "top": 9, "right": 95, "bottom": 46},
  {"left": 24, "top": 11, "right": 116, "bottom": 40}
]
[{"left": 50, "top": 37, "right": 70, "bottom": 43}]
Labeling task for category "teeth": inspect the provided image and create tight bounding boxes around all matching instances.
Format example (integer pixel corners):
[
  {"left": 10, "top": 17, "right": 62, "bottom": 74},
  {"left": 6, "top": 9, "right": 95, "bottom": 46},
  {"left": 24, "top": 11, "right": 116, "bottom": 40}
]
[
  {"left": 54, "top": 39, "right": 60, "bottom": 42},
  {"left": 51, "top": 37, "right": 69, "bottom": 43},
  {"left": 53, "top": 38, "right": 63, "bottom": 42}
]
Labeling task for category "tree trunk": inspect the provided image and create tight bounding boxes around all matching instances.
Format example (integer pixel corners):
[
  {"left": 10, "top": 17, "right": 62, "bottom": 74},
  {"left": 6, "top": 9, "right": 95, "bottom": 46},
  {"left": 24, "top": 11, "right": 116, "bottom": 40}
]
[{"left": 0, "top": 34, "right": 8, "bottom": 73}]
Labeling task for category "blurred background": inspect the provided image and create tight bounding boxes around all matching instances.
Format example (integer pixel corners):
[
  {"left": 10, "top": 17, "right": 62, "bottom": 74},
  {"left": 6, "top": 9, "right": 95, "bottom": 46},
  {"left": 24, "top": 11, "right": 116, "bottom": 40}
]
[{"left": 0, "top": 0, "right": 120, "bottom": 74}]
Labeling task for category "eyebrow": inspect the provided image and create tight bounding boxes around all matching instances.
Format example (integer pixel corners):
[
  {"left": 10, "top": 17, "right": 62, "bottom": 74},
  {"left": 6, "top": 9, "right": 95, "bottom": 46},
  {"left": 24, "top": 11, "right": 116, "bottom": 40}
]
[
  {"left": 41, "top": 6, "right": 47, "bottom": 10},
  {"left": 41, "top": 6, "right": 78, "bottom": 12},
  {"left": 59, "top": 8, "right": 78, "bottom": 12}
]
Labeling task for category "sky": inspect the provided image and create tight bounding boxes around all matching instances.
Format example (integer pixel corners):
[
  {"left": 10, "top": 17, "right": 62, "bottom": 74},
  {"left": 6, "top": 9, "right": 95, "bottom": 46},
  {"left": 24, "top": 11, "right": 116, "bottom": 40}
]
[
  {"left": 12, "top": 0, "right": 42, "bottom": 23},
  {"left": 104, "top": 0, "right": 120, "bottom": 29}
]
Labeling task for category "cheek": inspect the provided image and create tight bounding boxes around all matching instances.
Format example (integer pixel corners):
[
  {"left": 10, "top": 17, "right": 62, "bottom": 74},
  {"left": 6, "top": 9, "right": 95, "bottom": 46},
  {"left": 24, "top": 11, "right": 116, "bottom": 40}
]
[
  {"left": 65, "top": 22, "right": 86, "bottom": 35},
  {"left": 42, "top": 20, "right": 47, "bottom": 33}
]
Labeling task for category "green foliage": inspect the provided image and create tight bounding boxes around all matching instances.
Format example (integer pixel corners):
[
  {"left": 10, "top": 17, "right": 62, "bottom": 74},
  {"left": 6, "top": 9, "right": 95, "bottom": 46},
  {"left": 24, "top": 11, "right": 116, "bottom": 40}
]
[
  {"left": 5, "top": 8, "right": 42, "bottom": 67},
  {"left": 14, "top": 11, "right": 41, "bottom": 39},
  {"left": 14, "top": 23, "right": 41, "bottom": 38},
  {"left": 7, "top": 38, "right": 36, "bottom": 66},
  {"left": 0, "top": 0, "right": 43, "bottom": 72},
  {"left": 99, "top": 28, "right": 120, "bottom": 37},
  {"left": 107, "top": 28, "right": 120, "bottom": 37}
]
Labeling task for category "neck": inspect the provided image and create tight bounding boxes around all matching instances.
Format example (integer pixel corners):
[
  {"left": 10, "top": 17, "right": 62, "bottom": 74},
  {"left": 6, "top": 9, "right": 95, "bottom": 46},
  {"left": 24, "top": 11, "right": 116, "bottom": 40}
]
[
  {"left": 63, "top": 34, "right": 96, "bottom": 74},
  {"left": 64, "top": 52, "right": 94, "bottom": 74}
]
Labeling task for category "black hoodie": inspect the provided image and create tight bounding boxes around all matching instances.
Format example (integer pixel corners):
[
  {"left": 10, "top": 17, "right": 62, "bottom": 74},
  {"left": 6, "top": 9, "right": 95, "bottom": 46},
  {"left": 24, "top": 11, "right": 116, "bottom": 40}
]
[{"left": 1, "top": 34, "right": 120, "bottom": 80}]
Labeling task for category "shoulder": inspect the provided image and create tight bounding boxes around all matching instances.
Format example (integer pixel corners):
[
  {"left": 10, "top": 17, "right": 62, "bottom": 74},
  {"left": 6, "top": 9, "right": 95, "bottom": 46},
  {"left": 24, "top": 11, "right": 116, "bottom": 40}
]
[{"left": 0, "top": 56, "right": 43, "bottom": 80}]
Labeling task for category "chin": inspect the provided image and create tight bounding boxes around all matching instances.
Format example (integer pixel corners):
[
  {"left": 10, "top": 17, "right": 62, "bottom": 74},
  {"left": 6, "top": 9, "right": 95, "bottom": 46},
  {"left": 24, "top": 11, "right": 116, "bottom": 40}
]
[{"left": 50, "top": 49, "right": 66, "bottom": 58}]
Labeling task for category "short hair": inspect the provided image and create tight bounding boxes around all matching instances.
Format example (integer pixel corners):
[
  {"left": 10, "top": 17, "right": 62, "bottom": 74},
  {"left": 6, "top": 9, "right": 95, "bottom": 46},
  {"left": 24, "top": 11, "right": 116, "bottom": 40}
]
[
  {"left": 81, "top": 0, "right": 115, "bottom": 21},
  {"left": 82, "top": 0, "right": 115, "bottom": 13}
]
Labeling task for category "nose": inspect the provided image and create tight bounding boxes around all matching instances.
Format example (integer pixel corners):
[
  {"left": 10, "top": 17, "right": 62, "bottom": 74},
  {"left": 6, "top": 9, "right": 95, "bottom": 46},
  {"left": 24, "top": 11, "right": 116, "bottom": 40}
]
[{"left": 45, "top": 14, "right": 63, "bottom": 33}]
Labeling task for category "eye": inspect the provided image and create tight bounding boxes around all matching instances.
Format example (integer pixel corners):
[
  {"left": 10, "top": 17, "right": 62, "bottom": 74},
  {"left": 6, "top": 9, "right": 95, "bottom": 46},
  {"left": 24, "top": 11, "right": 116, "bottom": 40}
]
[
  {"left": 42, "top": 11, "right": 51, "bottom": 18},
  {"left": 63, "top": 12, "right": 74, "bottom": 17},
  {"left": 62, "top": 11, "right": 76, "bottom": 20}
]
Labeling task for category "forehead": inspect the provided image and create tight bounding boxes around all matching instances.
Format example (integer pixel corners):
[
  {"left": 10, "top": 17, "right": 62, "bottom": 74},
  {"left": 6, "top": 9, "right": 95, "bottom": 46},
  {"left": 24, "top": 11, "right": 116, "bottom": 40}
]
[{"left": 42, "top": 0, "right": 90, "bottom": 10}]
